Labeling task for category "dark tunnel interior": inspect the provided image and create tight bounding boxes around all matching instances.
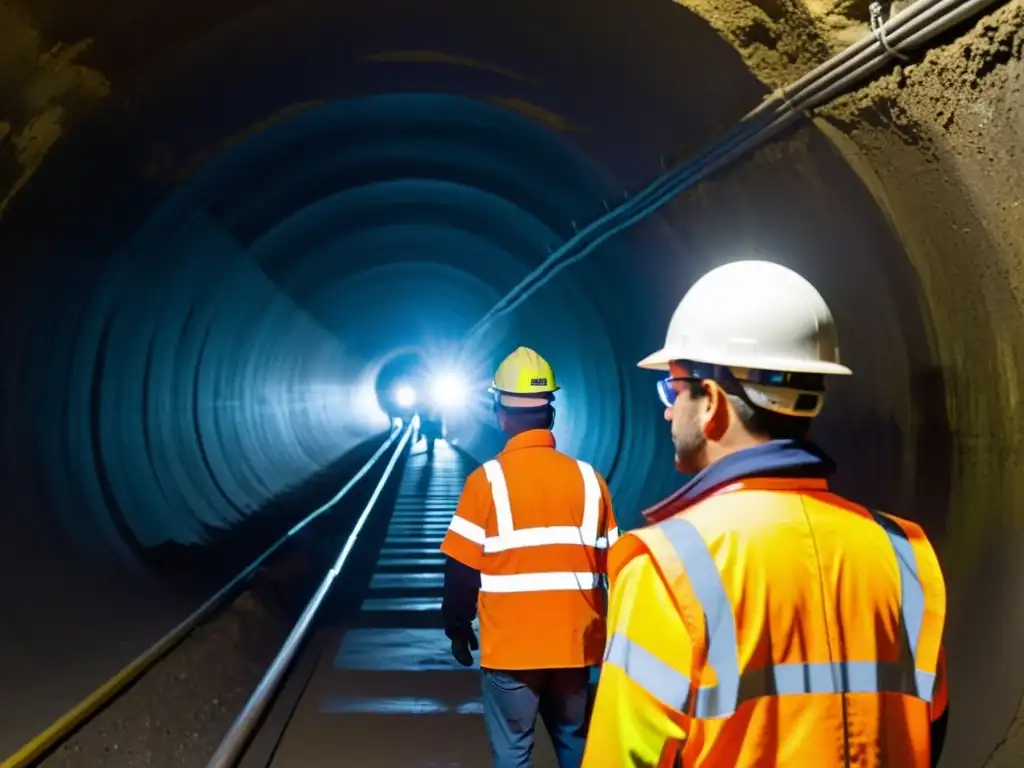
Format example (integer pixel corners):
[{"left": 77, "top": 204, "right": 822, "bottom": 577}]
[{"left": 1, "top": 0, "right": 1023, "bottom": 765}]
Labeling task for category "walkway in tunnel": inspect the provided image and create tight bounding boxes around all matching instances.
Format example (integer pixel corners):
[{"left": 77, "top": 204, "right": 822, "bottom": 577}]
[{"left": 265, "top": 440, "right": 557, "bottom": 766}]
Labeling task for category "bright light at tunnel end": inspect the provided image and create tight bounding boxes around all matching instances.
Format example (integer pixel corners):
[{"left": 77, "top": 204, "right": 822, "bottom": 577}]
[
  {"left": 393, "top": 384, "right": 417, "bottom": 408},
  {"left": 430, "top": 371, "right": 468, "bottom": 410}
]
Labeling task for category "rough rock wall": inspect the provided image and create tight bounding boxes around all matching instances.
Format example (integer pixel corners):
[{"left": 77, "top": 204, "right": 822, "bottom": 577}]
[
  {"left": 0, "top": 1, "right": 110, "bottom": 217},
  {"left": 674, "top": 0, "right": 1024, "bottom": 764},
  {"left": 817, "top": 5, "right": 1024, "bottom": 577}
]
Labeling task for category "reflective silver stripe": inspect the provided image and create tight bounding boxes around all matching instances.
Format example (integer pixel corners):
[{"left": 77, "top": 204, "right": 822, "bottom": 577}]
[
  {"left": 658, "top": 517, "right": 740, "bottom": 718},
  {"left": 604, "top": 632, "right": 937, "bottom": 716},
  {"left": 475, "top": 459, "right": 608, "bottom": 594},
  {"left": 739, "top": 659, "right": 935, "bottom": 701},
  {"left": 483, "top": 460, "right": 515, "bottom": 538},
  {"left": 577, "top": 459, "right": 601, "bottom": 545},
  {"left": 480, "top": 571, "right": 603, "bottom": 593},
  {"left": 486, "top": 525, "right": 605, "bottom": 553},
  {"left": 631, "top": 511, "right": 936, "bottom": 719},
  {"left": 867, "top": 510, "right": 935, "bottom": 703},
  {"left": 447, "top": 515, "right": 486, "bottom": 545},
  {"left": 481, "top": 459, "right": 603, "bottom": 550},
  {"left": 605, "top": 631, "right": 692, "bottom": 711}
]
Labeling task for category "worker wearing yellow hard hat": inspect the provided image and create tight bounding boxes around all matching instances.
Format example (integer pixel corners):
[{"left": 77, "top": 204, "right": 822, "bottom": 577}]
[
  {"left": 488, "top": 345, "right": 560, "bottom": 405},
  {"left": 441, "top": 346, "right": 618, "bottom": 768},
  {"left": 582, "top": 260, "right": 949, "bottom": 767}
]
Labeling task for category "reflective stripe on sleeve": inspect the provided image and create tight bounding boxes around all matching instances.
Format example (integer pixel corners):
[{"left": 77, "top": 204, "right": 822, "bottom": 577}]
[
  {"left": 604, "top": 632, "right": 937, "bottom": 719},
  {"left": 480, "top": 571, "right": 603, "bottom": 593},
  {"left": 447, "top": 515, "right": 486, "bottom": 545},
  {"left": 607, "top": 526, "right": 620, "bottom": 545},
  {"left": 604, "top": 631, "right": 692, "bottom": 712}
]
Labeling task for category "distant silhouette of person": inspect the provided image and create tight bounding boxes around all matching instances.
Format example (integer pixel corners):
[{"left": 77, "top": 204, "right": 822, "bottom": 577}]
[{"left": 419, "top": 405, "right": 444, "bottom": 459}]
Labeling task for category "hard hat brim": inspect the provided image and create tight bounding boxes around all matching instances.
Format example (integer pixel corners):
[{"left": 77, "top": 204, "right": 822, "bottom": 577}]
[
  {"left": 488, "top": 385, "right": 561, "bottom": 395},
  {"left": 495, "top": 392, "right": 554, "bottom": 408},
  {"left": 636, "top": 347, "right": 853, "bottom": 376},
  {"left": 636, "top": 349, "right": 673, "bottom": 371}
]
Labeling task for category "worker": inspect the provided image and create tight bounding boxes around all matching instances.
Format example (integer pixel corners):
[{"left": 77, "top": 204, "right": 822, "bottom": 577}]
[
  {"left": 440, "top": 346, "right": 618, "bottom": 768},
  {"left": 581, "top": 260, "right": 949, "bottom": 768}
]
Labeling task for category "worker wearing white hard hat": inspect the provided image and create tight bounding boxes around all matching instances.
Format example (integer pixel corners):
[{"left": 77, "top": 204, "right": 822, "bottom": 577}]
[
  {"left": 583, "top": 260, "right": 949, "bottom": 768},
  {"left": 441, "top": 346, "right": 618, "bottom": 768}
]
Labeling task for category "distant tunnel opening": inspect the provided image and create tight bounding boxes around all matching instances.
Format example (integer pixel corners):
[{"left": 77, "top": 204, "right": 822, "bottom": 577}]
[{"left": 374, "top": 349, "right": 428, "bottom": 418}]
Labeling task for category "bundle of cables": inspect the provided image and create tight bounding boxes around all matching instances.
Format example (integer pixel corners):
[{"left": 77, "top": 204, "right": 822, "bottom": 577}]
[{"left": 461, "top": 0, "right": 997, "bottom": 353}]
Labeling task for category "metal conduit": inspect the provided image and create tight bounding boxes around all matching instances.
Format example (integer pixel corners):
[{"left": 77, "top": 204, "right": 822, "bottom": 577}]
[
  {"left": 462, "top": 0, "right": 1000, "bottom": 348},
  {"left": 205, "top": 424, "right": 415, "bottom": 768}
]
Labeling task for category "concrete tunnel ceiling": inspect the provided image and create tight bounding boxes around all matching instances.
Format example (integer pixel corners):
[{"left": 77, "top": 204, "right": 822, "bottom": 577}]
[{"left": 0, "top": 0, "right": 1022, "bottom": 765}]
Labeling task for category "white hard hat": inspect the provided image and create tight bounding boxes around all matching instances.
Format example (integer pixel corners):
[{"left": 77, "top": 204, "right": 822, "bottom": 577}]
[{"left": 639, "top": 260, "right": 851, "bottom": 417}]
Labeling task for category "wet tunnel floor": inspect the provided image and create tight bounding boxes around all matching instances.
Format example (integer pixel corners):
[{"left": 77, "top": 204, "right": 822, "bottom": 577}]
[{"left": 266, "top": 442, "right": 558, "bottom": 766}]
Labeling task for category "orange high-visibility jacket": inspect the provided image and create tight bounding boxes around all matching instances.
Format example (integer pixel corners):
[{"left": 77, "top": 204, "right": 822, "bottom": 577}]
[
  {"left": 582, "top": 476, "right": 947, "bottom": 768},
  {"left": 440, "top": 429, "right": 618, "bottom": 670}
]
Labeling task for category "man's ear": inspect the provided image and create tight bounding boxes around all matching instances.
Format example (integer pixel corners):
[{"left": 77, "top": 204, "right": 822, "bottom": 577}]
[{"left": 701, "top": 380, "right": 730, "bottom": 440}]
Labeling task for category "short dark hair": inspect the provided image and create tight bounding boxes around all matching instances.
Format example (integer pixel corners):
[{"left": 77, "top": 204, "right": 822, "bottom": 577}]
[
  {"left": 684, "top": 380, "right": 811, "bottom": 441},
  {"left": 498, "top": 404, "right": 554, "bottom": 435}
]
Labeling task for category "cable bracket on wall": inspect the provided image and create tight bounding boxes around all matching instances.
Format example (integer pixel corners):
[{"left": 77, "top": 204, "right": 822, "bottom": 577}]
[
  {"left": 770, "top": 85, "right": 797, "bottom": 113},
  {"left": 870, "top": 2, "right": 911, "bottom": 61}
]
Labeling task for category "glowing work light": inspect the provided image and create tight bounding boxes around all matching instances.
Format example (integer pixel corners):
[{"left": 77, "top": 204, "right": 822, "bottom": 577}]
[
  {"left": 430, "top": 372, "right": 468, "bottom": 411},
  {"left": 393, "top": 384, "right": 417, "bottom": 408}
]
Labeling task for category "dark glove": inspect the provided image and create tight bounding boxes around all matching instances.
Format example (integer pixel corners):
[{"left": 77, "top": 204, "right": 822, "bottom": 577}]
[{"left": 449, "top": 626, "right": 479, "bottom": 667}]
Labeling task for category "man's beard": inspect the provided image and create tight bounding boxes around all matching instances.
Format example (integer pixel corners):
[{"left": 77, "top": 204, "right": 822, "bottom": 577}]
[{"left": 672, "top": 416, "right": 706, "bottom": 475}]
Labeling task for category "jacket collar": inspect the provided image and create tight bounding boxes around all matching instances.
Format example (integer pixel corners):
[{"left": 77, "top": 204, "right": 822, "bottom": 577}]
[
  {"left": 502, "top": 429, "right": 556, "bottom": 453},
  {"left": 643, "top": 439, "right": 835, "bottom": 524}
]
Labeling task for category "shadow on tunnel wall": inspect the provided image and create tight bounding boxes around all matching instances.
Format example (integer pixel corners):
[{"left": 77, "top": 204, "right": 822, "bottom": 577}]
[
  {"left": 824, "top": 364, "right": 952, "bottom": 542},
  {"left": 909, "top": 366, "right": 954, "bottom": 545},
  {"left": 141, "top": 430, "right": 391, "bottom": 599}
]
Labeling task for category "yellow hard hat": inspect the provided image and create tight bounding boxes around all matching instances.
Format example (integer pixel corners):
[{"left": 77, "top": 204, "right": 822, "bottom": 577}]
[{"left": 490, "top": 346, "right": 559, "bottom": 396}]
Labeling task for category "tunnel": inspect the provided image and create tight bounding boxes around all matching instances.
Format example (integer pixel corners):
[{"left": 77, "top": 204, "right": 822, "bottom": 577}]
[{"left": 0, "top": 0, "right": 1022, "bottom": 765}]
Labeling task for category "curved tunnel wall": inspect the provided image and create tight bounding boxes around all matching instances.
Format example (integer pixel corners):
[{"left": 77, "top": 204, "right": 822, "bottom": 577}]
[
  {"left": 116, "top": 90, "right": 676, "bottom": 506},
  {"left": 1, "top": 0, "right": 1022, "bottom": 764}
]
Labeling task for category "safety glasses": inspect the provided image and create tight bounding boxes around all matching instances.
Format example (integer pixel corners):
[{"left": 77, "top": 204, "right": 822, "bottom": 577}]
[
  {"left": 657, "top": 363, "right": 827, "bottom": 410},
  {"left": 657, "top": 377, "right": 697, "bottom": 408}
]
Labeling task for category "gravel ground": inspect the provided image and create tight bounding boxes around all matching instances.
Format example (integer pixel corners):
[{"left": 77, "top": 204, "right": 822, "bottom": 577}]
[{"left": 38, "top": 584, "right": 292, "bottom": 768}]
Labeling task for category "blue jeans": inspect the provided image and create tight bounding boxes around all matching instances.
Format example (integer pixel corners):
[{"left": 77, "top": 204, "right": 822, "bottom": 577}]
[{"left": 481, "top": 667, "right": 593, "bottom": 768}]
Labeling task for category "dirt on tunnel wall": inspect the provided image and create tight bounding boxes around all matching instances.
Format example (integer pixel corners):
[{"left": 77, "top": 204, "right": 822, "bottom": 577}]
[
  {"left": 0, "top": 2, "right": 110, "bottom": 216},
  {"left": 1, "top": 0, "right": 1023, "bottom": 765}
]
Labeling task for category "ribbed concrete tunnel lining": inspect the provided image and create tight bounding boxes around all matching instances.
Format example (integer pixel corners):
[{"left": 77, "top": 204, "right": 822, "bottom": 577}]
[{"left": 0, "top": 0, "right": 1022, "bottom": 765}]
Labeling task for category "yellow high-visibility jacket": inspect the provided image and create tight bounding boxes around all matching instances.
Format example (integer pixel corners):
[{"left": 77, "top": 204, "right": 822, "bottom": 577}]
[{"left": 582, "top": 475, "right": 947, "bottom": 768}]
